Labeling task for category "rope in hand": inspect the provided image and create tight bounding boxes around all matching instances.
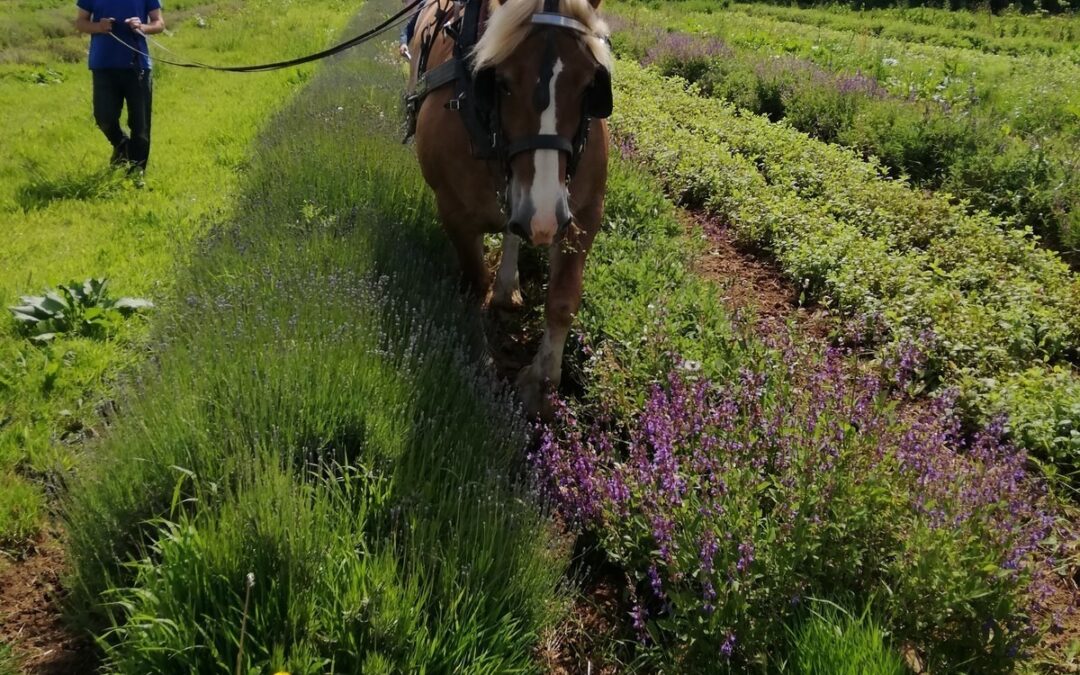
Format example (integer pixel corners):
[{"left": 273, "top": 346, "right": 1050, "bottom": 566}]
[{"left": 105, "top": 0, "right": 422, "bottom": 73}]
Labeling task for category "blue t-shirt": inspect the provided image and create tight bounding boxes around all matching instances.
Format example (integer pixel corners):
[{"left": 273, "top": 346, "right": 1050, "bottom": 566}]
[{"left": 76, "top": 0, "right": 162, "bottom": 70}]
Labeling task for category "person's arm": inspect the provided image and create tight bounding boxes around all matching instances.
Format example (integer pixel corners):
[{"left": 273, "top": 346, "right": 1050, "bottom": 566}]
[
  {"left": 75, "top": 8, "right": 114, "bottom": 34},
  {"left": 125, "top": 9, "right": 165, "bottom": 35}
]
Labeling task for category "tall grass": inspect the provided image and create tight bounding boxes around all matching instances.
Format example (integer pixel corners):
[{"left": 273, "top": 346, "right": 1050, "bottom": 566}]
[
  {"left": 0, "top": 641, "right": 16, "bottom": 675},
  {"left": 788, "top": 603, "right": 907, "bottom": 675},
  {"left": 64, "top": 1, "right": 567, "bottom": 671}
]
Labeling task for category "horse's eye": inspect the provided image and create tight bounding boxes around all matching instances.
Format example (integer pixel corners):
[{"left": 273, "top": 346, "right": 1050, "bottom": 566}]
[{"left": 497, "top": 79, "right": 512, "bottom": 96}]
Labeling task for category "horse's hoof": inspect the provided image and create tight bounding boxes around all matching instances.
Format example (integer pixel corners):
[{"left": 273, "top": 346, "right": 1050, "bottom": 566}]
[{"left": 515, "top": 366, "right": 554, "bottom": 422}]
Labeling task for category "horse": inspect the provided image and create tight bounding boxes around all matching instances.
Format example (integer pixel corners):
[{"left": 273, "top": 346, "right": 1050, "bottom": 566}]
[{"left": 406, "top": 0, "right": 612, "bottom": 418}]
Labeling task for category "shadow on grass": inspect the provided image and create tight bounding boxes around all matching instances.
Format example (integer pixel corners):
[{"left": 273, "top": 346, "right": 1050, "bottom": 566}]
[{"left": 16, "top": 162, "right": 127, "bottom": 211}]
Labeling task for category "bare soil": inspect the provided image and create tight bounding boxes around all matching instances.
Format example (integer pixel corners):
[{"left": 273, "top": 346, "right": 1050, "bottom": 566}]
[{"left": 0, "top": 529, "right": 93, "bottom": 674}]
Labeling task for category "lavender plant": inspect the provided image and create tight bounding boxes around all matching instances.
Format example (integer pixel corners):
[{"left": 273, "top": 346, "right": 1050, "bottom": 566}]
[{"left": 534, "top": 342, "right": 1058, "bottom": 671}]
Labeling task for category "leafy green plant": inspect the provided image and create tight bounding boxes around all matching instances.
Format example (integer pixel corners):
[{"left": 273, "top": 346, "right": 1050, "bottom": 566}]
[{"left": 9, "top": 278, "right": 152, "bottom": 343}]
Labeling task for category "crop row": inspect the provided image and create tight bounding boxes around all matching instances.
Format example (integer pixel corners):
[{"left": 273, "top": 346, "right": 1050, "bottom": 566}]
[
  {"left": 719, "top": 0, "right": 1080, "bottom": 55},
  {"left": 608, "top": 2, "right": 1080, "bottom": 257},
  {"left": 62, "top": 6, "right": 566, "bottom": 672},
  {"left": 605, "top": 60, "right": 1080, "bottom": 482},
  {"left": 611, "top": 21, "right": 1080, "bottom": 257},
  {"left": 714, "top": 0, "right": 1080, "bottom": 16},
  {"left": 535, "top": 150, "right": 1067, "bottom": 670},
  {"left": 607, "top": 0, "right": 1080, "bottom": 149}
]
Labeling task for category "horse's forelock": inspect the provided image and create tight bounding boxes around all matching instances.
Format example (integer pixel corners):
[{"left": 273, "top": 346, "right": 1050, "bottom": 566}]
[{"left": 472, "top": 0, "right": 611, "bottom": 72}]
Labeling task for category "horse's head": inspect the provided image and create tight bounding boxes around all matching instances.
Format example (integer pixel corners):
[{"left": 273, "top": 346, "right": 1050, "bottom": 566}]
[{"left": 473, "top": 0, "right": 612, "bottom": 246}]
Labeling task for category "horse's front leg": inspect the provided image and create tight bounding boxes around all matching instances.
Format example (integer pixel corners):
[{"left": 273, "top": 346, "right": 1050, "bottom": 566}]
[
  {"left": 491, "top": 233, "right": 524, "bottom": 310},
  {"left": 516, "top": 221, "right": 597, "bottom": 419}
]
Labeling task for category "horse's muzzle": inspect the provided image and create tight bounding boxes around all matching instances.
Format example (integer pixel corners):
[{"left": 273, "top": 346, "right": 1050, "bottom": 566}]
[{"left": 507, "top": 213, "right": 572, "bottom": 246}]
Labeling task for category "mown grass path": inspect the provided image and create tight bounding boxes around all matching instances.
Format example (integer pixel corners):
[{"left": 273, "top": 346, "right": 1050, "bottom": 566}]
[
  {"left": 0, "top": 0, "right": 357, "bottom": 549},
  {"left": 2, "top": 0, "right": 358, "bottom": 669}
]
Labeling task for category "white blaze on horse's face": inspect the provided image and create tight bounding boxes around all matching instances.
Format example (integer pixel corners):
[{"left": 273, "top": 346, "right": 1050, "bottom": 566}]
[
  {"left": 530, "top": 57, "right": 570, "bottom": 246},
  {"left": 508, "top": 58, "right": 572, "bottom": 247}
]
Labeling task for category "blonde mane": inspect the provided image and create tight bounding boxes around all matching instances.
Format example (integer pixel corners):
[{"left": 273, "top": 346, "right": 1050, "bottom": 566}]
[{"left": 472, "top": 0, "right": 612, "bottom": 72}]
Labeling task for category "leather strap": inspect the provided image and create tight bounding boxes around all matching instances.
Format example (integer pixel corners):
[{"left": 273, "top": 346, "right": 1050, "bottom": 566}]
[{"left": 506, "top": 134, "right": 575, "bottom": 158}]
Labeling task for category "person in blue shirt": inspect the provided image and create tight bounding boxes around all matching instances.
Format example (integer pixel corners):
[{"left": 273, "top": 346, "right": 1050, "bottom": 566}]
[
  {"left": 75, "top": 1, "right": 165, "bottom": 176},
  {"left": 399, "top": 0, "right": 424, "bottom": 59}
]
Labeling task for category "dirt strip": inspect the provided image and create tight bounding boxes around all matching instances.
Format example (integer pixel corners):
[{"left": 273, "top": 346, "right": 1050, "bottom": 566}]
[{"left": 0, "top": 530, "right": 92, "bottom": 674}]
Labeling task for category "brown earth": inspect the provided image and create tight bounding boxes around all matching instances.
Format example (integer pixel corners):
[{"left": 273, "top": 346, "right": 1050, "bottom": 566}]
[{"left": 0, "top": 529, "right": 93, "bottom": 674}]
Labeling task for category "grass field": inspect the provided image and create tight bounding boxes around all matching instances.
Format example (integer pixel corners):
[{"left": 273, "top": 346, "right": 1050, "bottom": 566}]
[{"left": 0, "top": 0, "right": 353, "bottom": 551}]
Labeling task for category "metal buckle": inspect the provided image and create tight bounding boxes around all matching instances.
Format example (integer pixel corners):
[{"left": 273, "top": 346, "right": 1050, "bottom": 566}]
[{"left": 446, "top": 96, "right": 462, "bottom": 111}]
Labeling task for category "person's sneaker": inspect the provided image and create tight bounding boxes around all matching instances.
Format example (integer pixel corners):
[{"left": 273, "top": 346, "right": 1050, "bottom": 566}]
[
  {"left": 110, "top": 138, "right": 130, "bottom": 166},
  {"left": 131, "top": 171, "right": 146, "bottom": 189}
]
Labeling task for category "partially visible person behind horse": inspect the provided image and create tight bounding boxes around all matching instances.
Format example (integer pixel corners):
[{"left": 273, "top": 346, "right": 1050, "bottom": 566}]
[{"left": 406, "top": 0, "right": 612, "bottom": 418}]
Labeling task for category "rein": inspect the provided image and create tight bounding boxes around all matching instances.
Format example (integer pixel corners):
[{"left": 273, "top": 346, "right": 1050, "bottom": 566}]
[{"left": 103, "top": 0, "right": 422, "bottom": 73}]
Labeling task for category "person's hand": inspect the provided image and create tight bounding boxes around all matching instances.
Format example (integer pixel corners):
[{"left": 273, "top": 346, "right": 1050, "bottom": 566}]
[
  {"left": 399, "top": 43, "right": 411, "bottom": 59},
  {"left": 125, "top": 17, "right": 143, "bottom": 32},
  {"left": 96, "top": 17, "right": 115, "bottom": 33}
]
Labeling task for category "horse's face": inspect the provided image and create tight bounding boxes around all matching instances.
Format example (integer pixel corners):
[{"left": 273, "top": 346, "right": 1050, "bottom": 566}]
[{"left": 491, "top": 30, "right": 602, "bottom": 246}]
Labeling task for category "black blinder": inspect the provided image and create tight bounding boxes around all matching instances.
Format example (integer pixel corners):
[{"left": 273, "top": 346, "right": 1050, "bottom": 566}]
[
  {"left": 585, "top": 67, "right": 612, "bottom": 119},
  {"left": 473, "top": 67, "right": 497, "bottom": 112}
]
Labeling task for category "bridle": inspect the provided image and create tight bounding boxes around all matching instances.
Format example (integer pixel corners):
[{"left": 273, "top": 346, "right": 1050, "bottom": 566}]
[
  {"left": 475, "top": 0, "right": 613, "bottom": 195},
  {"left": 406, "top": 0, "right": 612, "bottom": 223}
]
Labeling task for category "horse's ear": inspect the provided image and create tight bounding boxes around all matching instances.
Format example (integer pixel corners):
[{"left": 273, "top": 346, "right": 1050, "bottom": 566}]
[
  {"left": 585, "top": 67, "right": 612, "bottom": 119},
  {"left": 588, "top": 0, "right": 602, "bottom": 8}
]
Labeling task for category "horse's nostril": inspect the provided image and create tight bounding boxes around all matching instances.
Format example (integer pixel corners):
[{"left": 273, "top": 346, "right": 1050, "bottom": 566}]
[{"left": 507, "top": 220, "right": 530, "bottom": 241}]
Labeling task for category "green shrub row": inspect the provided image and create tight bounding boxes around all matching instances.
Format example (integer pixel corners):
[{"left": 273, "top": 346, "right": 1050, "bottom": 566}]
[
  {"left": 608, "top": 2, "right": 1080, "bottom": 147},
  {"left": 63, "top": 3, "right": 566, "bottom": 671},
  {"left": 608, "top": 60, "right": 1080, "bottom": 481},
  {"left": 728, "top": 1, "right": 1080, "bottom": 57},
  {"left": 618, "top": 25, "right": 1080, "bottom": 255},
  {"left": 692, "top": 0, "right": 1080, "bottom": 16}
]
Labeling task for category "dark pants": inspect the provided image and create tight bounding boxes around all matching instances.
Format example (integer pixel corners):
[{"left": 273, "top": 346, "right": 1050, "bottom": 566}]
[{"left": 92, "top": 68, "right": 153, "bottom": 171}]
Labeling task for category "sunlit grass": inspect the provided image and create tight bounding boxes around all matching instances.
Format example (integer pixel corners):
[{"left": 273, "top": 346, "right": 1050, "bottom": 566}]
[
  {"left": 0, "top": 0, "right": 353, "bottom": 549},
  {"left": 64, "top": 0, "right": 569, "bottom": 670}
]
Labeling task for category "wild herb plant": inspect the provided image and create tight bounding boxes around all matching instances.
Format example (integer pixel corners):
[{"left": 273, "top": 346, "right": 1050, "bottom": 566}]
[{"left": 9, "top": 278, "right": 152, "bottom": 343}]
